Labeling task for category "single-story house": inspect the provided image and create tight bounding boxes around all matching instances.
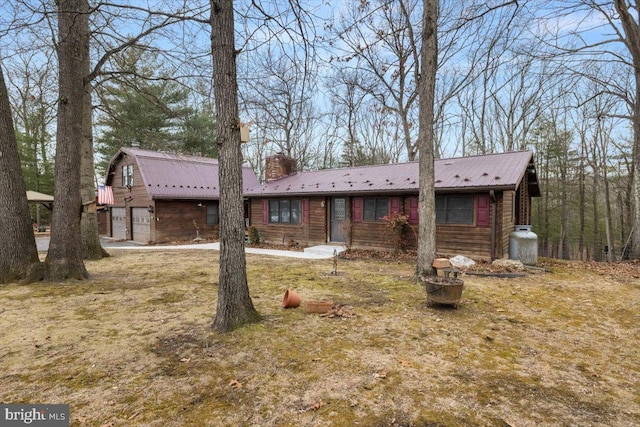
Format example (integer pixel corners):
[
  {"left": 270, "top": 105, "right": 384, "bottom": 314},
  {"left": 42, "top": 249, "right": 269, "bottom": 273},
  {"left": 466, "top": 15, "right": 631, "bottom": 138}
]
[
  {"left": 102, "top": 147, "right": 259, "bottom": 243},
  {"left": 244, "top": 151, "right": 540, "bottom": 261}
]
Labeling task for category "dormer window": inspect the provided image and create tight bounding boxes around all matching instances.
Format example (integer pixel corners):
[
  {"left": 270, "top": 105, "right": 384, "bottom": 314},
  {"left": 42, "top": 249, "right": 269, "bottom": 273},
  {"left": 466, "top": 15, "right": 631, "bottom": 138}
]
[{"left": 122, "top": 164, "right": 134, "bottom": 187}]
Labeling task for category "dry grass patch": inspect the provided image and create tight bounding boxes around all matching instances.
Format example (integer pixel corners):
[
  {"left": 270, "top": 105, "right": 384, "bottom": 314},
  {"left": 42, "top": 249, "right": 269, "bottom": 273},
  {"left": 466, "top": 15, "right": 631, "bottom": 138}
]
[{"left": 1, "top": 251, "right": 639, "bottom": 426}]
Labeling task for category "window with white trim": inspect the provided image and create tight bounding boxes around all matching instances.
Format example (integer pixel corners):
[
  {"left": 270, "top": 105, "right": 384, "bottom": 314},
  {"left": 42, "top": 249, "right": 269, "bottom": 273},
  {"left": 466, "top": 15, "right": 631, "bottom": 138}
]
[{"left": 122, "top": 164, "right": 134, "bottom": 187}]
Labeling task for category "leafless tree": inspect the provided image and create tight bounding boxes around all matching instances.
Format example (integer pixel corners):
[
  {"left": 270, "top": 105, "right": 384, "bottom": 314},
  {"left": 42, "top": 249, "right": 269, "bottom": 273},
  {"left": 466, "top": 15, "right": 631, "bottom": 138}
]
[
  {"left": 545, "top": 1, "right": 640, "bottom": 258},
  {"left": 240, "top": 44, "right": 320, "bottom": 169},
  {"left": 416, "top": 0, "right": 438, "bottom": 278},
  {"left": 0, "top": 58, "right": 43, "bottom": 284},
  {"left": 330, "top": 0, "right": 421, "bottom": 160},
  {"left": 210, "top": 0, "right": 261, "bottom": 332},
  {"left": 43, "top": 0, "right": 90, "bottom": 280}
]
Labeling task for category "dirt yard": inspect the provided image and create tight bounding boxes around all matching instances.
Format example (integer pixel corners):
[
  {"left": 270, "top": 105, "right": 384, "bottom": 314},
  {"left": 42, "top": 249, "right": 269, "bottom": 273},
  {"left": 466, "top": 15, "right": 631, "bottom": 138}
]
[{"left": 1, "top": 251, "right": 639, "bottom": 426}]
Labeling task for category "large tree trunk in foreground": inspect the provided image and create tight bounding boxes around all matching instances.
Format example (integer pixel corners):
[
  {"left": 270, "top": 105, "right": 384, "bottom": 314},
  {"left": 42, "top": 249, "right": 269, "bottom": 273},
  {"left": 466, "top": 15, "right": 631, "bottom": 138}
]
[
  {"left": 210, "top": 0, "right": 261, "bottom": 332},
  {"left": 0, "top": 61, "right": 43, "bottom": 284},
  {"left": 44, "top": 0, "right": 89, "bottom": 281},
  {"left": 416, "top": 0, "right": 438, "bottom": 278}
]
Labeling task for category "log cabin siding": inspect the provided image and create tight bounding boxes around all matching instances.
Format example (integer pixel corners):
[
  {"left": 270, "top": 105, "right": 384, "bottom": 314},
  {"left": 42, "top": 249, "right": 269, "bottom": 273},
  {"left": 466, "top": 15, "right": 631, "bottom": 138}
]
[
  {"left": 498, "top": 190, "right": 516, "bottom": 259},
  {"left": 435, "top": 225, "right": 493, "bottom": 260},
  {"left": 249, "top": 197, "right": 326, "bottom": 246},
  {"left": 351, "top": 220, "right": 392, "bottom": 250},
  {"left": 251, "top": 193, "right": 500, "bottom": 259},
  {"left": 154, "top": 200, "right": 219, "bottom": 243}
]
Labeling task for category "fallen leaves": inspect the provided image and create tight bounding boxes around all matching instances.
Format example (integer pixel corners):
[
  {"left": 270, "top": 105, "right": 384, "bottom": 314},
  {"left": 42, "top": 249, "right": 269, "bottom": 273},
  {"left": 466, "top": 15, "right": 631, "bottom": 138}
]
[
  {"left": 228, "top": 379, "right": 243, "bottom": 389},
  {"left": 398, "top": 358, "right": 412, "bottom": 367},
  {"left": 309, "top": 401, "right": 323, "bottom": 411},
  {"left": 373, "top": 369, "right": 387, "bottom": 379},
  {"left": 320, "top": 304, "right": 355, "bottom": 318}
]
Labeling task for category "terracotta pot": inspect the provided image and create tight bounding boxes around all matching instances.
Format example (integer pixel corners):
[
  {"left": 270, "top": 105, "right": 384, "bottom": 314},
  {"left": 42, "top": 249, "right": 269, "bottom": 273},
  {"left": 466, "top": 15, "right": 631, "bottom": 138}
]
[
  {"left": 282, "top": 289, "right": 301, "bottom": 308},
  {"left": 305, "top": 300, "right": 333, "bottom": 314}
]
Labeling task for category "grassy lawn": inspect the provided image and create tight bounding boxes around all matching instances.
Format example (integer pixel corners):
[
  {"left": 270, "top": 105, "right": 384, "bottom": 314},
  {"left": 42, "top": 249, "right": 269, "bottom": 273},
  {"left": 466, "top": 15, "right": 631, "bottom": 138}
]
[{"left": 1, "top": 250, "right": 639, "bottom": 426}]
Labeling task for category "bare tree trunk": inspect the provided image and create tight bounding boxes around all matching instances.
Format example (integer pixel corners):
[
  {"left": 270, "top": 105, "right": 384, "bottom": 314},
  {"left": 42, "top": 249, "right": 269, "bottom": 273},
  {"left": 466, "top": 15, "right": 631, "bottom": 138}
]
[
  {"left": 600, "top": 122, "right": 615, "bottom": 261},
  {"left": 79, "top": 3, "right": 107, "bottom": 259},
  {"left": 631, "top": 71, "right": 640, "bottom": 259},
  {"left": 81, "top": 81, "right": 109, "bottom": 259},
  {"left": 592, "top": 155, "right": 600, "bottom": 261},
  {"left": 210, "top": 0, "right": 261, "bottom": 332},
  {"left": 578, "top": 141, "right": 586, "bottom": 261},
  {"left": 416, "top": 0, "right": 438, "bottom": 278},
  {"left": 44, "top": 0, "right": 89, "bottom": 281},
  {"left": 0, "top": 60, "right": 43, "bottom": 284},
  {"left": 612, "top": 0, "right": 640, "bottom": 259}
]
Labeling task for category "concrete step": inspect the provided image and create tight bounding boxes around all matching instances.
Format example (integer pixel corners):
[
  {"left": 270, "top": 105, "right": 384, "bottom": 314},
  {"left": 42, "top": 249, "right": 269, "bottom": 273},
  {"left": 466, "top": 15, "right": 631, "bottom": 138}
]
[{"left": 303, "top": 244, "right": 346, "bottom": 257}]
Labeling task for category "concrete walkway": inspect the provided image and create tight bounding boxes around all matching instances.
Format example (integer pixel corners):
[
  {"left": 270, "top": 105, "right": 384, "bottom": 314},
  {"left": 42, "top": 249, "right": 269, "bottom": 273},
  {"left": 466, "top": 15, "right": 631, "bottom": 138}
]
[{"left": 36, "top": 236, "right": 346, "bottom": 260}]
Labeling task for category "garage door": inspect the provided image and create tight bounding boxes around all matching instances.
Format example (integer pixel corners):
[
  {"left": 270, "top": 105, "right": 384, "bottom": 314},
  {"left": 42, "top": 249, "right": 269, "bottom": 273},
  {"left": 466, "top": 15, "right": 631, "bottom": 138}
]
[
  {"left": 131, "top": 207, "right": 151, "bottom": 243},
  {"left": 111, "top": 207, "right": 126, "bottom": 240}
]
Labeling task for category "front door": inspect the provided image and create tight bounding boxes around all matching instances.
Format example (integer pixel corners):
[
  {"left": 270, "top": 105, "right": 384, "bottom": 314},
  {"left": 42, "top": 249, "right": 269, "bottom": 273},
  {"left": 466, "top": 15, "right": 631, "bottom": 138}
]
[{"left": 330, "top": 197, "right": 347, "bottom": 243}]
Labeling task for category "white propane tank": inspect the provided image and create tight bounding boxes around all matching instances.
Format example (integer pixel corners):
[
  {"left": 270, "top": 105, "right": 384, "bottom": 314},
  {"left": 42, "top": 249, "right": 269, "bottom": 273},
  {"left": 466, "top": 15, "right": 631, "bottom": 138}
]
[{"left": 509, "top": 225, "right": 538, "bottom": 266}]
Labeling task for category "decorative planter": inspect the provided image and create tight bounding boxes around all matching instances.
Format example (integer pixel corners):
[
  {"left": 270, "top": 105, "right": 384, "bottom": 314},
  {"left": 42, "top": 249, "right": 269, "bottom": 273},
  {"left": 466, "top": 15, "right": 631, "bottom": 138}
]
[
  {"left": 282, "top": 289, "right": 301, "bottom": 308},
  {"left": 423, "top": 277, "right": 464, "bottom": 308},
  {"left": 305, "top": 300, "right": 333, "bottom": 314}
]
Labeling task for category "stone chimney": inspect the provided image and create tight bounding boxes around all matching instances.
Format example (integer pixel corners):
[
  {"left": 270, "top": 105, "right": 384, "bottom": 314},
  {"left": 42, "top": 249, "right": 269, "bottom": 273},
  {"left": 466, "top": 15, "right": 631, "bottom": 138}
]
[{"left": 265, "top": 153, "right": 297, "bottom": 182}]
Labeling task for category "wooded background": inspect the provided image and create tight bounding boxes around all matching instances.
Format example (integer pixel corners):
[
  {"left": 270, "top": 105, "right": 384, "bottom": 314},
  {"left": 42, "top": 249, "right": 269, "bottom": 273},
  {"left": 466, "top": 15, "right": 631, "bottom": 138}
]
[{"left": 1, "top": 0, "right": 635, "bottom": 262}]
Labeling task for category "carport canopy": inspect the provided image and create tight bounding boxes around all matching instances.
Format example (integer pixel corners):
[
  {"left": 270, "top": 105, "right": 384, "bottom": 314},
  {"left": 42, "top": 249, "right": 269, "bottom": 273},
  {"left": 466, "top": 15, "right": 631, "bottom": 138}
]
[
  {"left": 26, "top": 190, "right": 54, "bottom": 202},
  {"left": 26, "top": 191, "right": 54, "bottom": 208}
]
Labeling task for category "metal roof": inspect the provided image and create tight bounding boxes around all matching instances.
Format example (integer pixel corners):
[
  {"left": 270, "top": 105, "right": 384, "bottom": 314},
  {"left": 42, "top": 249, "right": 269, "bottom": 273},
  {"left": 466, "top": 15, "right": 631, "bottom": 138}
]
[
  {"left": 245, "top": 151, "right": 538, "bottom": 197},
  {"left": 108, "top": 147, "right": 260, "bottom": 200},
  {"left": 26, "top": 190, "right": 54, "bottom": 202}
]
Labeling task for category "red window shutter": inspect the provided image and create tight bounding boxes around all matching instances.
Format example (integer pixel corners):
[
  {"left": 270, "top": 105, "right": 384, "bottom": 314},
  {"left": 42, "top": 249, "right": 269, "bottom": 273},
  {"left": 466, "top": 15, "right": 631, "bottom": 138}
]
[
  {"left": 476, "top": 194, "right": 490, "bottom": 226},
  {"left": 352, "top": 197, "right": 362, "bottom": 223},
  {"left": 390, "top": 197, "right": 400, "bottom": 215},
  {"left": 408, "top": 197, "right": 419, "bottom": 224},
  {"left": 262, "top": 199, "right": 268, "bottom": 224},
  {"left": 303, "top": 198, "right": 310, "bottom": 224}
]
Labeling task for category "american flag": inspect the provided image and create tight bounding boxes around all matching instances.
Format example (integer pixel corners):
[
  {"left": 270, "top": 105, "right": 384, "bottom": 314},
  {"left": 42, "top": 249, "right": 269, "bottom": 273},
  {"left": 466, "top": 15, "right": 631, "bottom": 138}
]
[{"left": 97, "top": 185, "right": 114, "bottom": 205}]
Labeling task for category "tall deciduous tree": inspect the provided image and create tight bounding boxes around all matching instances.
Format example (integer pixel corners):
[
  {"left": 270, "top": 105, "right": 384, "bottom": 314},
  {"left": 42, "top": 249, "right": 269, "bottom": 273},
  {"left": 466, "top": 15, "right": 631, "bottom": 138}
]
[
  {"left": 7, "top": 50, "right": 56, "bottom": 227},
  {"left": 44, "top": 0, "right": 89, "bottom": 280},
  {"left": 0, "top": 59, "right": 42, "bottom": 284},
  {"left": 332, "top": 0, "right": 421, "bottom": 161},
  {"left": 613, "top": 0, "right": 640, "bottom": 259},
  {"left": 416, "top": 0, "right": 438, "bottom": 278},
  {"left": 210, "top": 0, "right": 261, "bottom": 332}
]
